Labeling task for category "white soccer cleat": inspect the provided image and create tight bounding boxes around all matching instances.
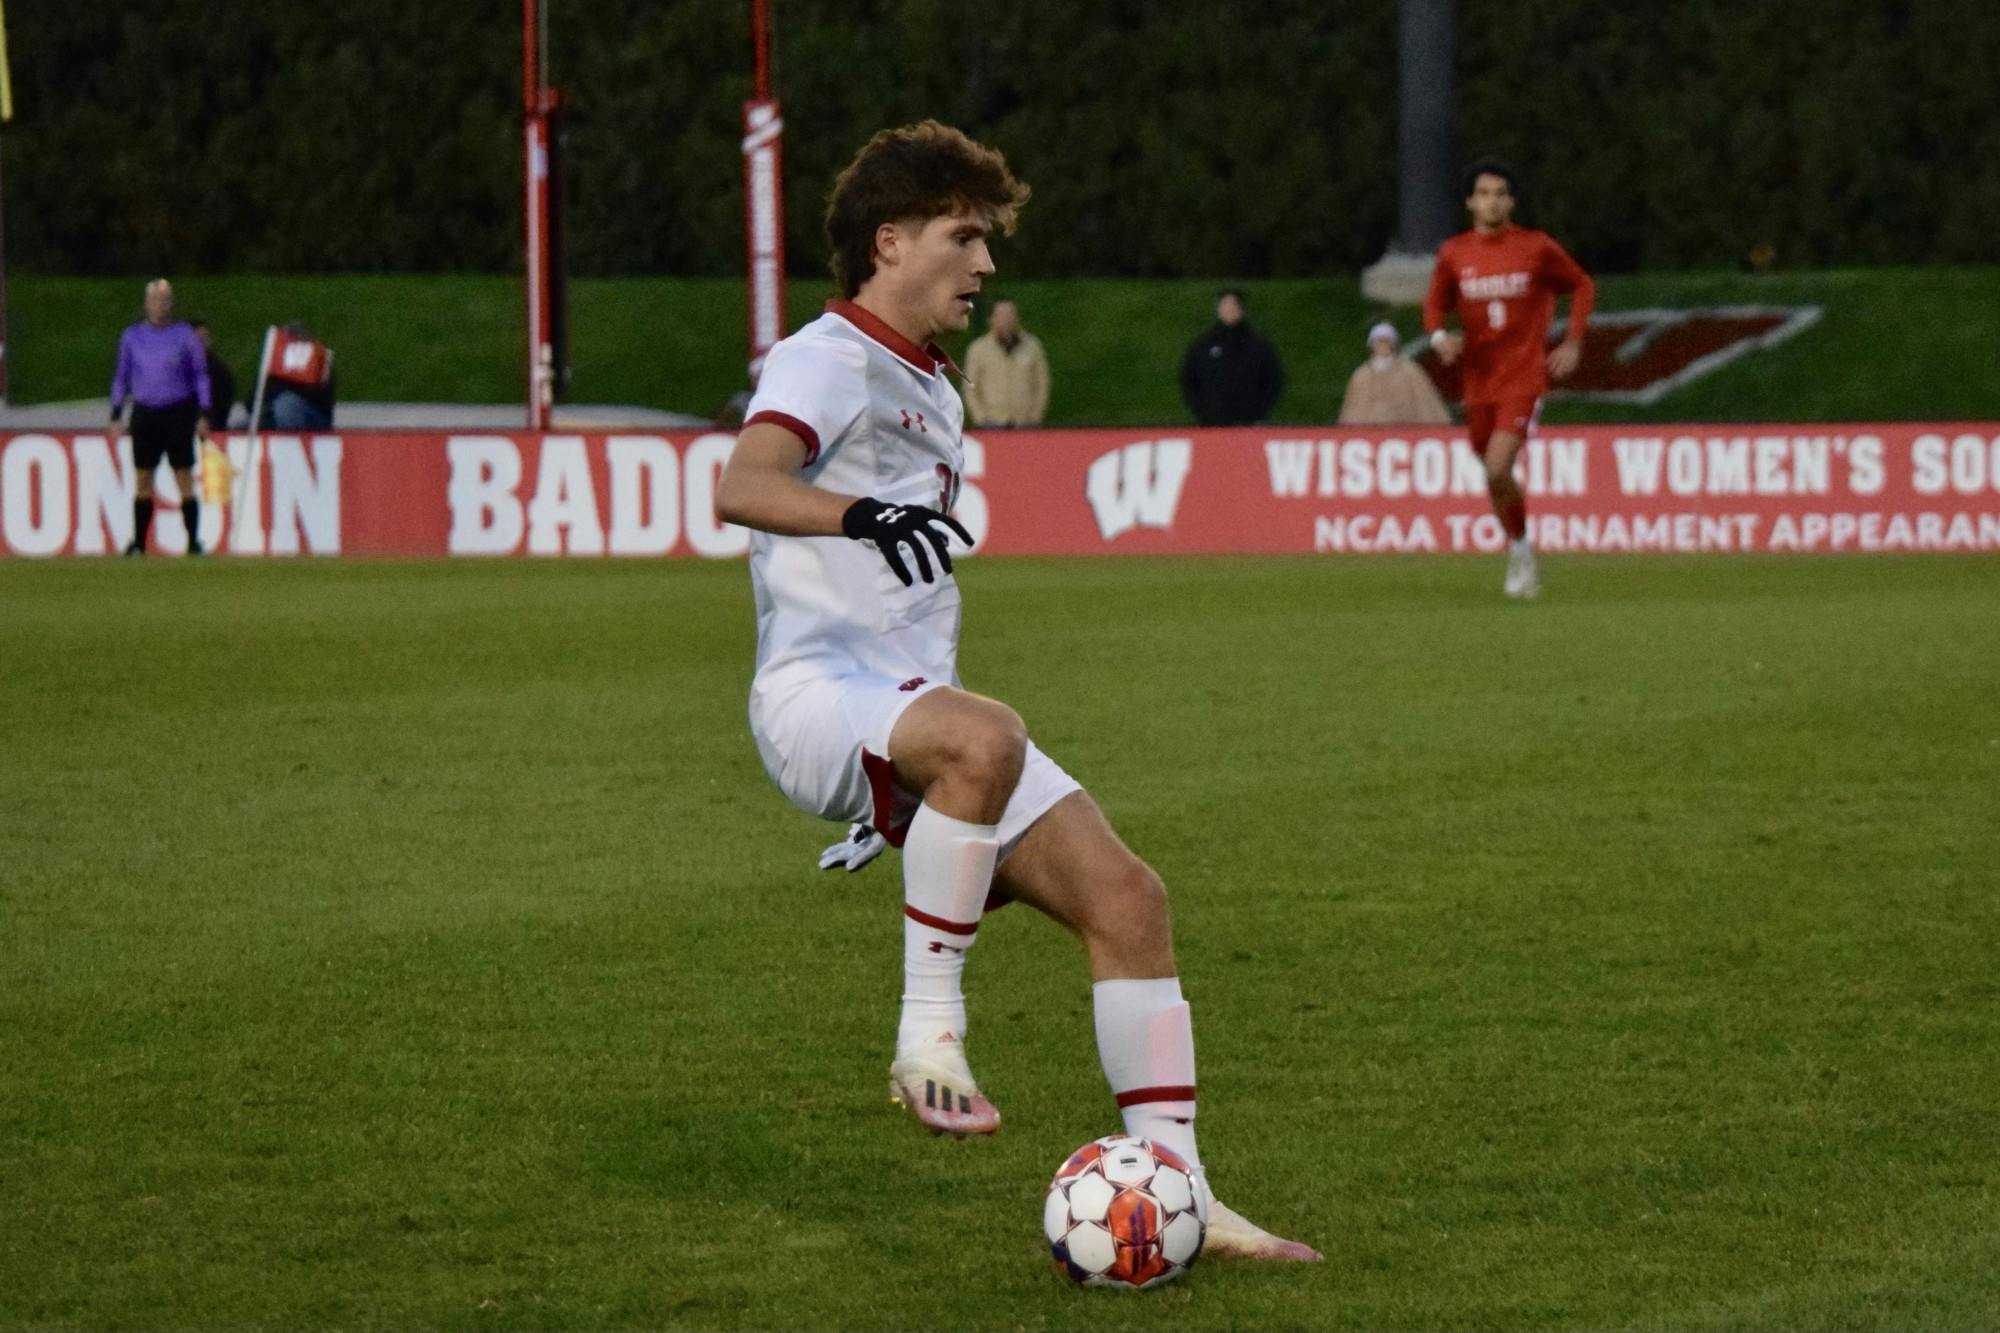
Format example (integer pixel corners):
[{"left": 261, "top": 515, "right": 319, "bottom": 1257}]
[
  {"left": 1504, "top": 546, "right": 1542, "bottom": 599},
  {"left": 1202, "top": 1190, "right": 1324, "bottom": 1262},
  {"left": 888, "top": 1032, "right": 1001, "bottom": 1137}
]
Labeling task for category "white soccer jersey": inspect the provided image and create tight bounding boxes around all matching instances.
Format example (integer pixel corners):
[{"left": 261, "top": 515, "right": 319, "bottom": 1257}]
[{"left": 741, "top": 300, "right": 971, "bottom": 703}]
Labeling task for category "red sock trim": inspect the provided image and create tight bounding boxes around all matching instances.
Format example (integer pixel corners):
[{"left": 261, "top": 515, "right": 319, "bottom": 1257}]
[
  {"left": 1115, "top": 1084, "right": 1198, "bottom": 1108},
  {"left": 904, "top": 904, "right": 978, "bottom": 936}
]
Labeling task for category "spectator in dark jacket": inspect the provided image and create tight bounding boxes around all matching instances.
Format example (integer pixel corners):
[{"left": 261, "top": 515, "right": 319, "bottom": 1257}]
[
  {"left": 190, "top": 320, "right": 237, "bottom": 430},
  {"left": 1179, "top": 289, "right": 1284, "bottom": 426}
]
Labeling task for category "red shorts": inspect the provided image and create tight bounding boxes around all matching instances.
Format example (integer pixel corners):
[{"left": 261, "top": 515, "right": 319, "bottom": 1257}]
[{"left": 1466, "top": 396, "right": 1542, "bottom": 456}]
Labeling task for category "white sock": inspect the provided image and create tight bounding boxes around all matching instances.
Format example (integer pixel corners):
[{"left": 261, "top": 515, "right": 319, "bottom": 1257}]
[
  {"left": 1509, "top": 536, "right": 1533, "bottom": 557},
  {"left": 897, "top": 804, "right": 1000, "bottom": 1054},
  {"left": 1093, "top": 976, "right": 1201, "bottom": 1177}
]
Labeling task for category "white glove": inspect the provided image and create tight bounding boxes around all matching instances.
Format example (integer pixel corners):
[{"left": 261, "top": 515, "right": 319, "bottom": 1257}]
[{"left": 819, "top": 822, "right": 887, "bottom": 873}]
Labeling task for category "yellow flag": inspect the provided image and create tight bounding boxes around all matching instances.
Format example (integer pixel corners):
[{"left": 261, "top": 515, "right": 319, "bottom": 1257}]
[
  {"left": 201, "top": 440, "right": 237, "bottom": 507},
  {"left": 0, "top": 0, "right": 12, "bottom": 122}
]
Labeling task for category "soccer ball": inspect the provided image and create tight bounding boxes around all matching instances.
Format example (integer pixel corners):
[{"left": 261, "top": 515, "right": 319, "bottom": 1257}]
[{"left": 1042, "top": 1134, "right": 1207, "bottom": 1288}]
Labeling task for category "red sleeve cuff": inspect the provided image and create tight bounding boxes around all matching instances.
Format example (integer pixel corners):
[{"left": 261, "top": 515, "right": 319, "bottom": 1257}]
[{"left": 744, "top": 410, "right": 822, "bottom": 465}]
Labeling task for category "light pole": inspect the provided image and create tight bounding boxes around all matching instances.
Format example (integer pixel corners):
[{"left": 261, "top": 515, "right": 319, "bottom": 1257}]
[{"left": 1361, "top": 0, "right": 1456, "bottom": 306}]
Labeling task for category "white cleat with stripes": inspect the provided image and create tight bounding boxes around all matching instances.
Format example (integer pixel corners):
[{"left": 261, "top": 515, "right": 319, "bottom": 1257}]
[{"left": 888, "top": 1032, "right": 1001, "bottom": 1137}]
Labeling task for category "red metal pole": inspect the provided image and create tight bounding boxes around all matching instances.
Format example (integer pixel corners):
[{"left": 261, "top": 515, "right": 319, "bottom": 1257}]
[
  {"left": 523, "top": 0, "right": 553, "bottom": 428},
  {"left": 743, "top": 0, "right": 785, "bottom": 380},
  {"left": 752, "top": 0, "right": 771, "bottom": 99},
  {"left": 0, "top": 9, "right": 12, "bottom": 407},
  {"left": 523, "top": 0, "right": 540, "bottom": 110},
  {"left": 0, "top": 140, "right": 11, "bottom": 405}
]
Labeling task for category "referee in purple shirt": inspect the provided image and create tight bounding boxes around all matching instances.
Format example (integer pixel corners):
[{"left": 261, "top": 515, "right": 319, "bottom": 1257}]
[{"left": 109, "top": 278, "right": 213, "bottom": 556}]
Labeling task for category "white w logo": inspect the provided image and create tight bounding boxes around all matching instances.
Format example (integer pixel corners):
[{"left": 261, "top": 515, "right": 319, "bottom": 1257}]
[{"left": 1085, "top": 439, "right": 1192, "bottom": 541}]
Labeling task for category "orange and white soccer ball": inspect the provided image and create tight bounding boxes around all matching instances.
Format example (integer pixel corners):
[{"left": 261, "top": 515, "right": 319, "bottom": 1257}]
[{"left": 1042, "top": 1134, "right": 1207, "bottom": 1288}]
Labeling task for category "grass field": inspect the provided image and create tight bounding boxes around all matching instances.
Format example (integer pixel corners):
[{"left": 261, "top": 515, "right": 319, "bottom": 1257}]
[
  {"left": 12, "top": 267, "right": 2000, "bottom": 427},
  {"left": 4, "top": 554, "right": 1998, "bottom": 1331}
]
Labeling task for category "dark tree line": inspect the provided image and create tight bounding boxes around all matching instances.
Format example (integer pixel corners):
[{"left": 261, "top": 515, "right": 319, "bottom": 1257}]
[{"left": 8, "top": 1, "right": 1996, "bottom": 277}]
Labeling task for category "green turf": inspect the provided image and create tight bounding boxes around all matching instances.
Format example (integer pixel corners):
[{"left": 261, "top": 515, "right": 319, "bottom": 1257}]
[
  {"left": 12, "top": 268, "right": 2000, "bottom": 426},
  {"left": 3, "top": 555, "right": 1998, "bottom": 1331}
]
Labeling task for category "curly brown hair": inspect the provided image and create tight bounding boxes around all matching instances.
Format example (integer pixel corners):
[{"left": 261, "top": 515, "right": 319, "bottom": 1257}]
[{"left": 825, "top": 121, "right": 1030, "bottom": 298}]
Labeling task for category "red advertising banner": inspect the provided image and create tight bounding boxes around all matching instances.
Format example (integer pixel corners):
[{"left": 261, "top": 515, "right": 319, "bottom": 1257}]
[{"left": 3, "top": 425, "right": 1999, "bottom": 558}]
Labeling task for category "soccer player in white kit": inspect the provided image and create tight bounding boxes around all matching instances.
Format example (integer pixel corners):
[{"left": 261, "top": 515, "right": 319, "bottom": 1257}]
[{"left": 715, "top": 121, "right": 1319, "bottom": 1263}]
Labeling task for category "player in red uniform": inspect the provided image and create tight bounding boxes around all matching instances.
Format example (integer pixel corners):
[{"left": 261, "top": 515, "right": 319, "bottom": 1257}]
[{"left": 1424, "top": 159, "right": 1595, "bottom": 598}]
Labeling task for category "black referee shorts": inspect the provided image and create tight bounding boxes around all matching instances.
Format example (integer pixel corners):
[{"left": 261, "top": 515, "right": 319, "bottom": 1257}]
[{"left": 130, "top": 400, "right": 201, "bottom": 472}]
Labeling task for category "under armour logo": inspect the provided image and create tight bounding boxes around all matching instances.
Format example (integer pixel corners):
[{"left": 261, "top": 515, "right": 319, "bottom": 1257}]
[
  {"left": 879, "top": 506, "right": 906, "bottom": 524},
  {"left": 900, "top": 409, "right": 927, "bottom": 432},
  {"left": 899, "top": 676, "right": 928, "bottom": 692},
  {"left": 927, "top": 941, "right": 965, "bottom": 955}
]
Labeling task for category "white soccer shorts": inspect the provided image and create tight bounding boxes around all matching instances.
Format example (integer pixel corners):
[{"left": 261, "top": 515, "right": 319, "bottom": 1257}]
[{"left": 751, "top": 670, "right": 1081, "bottom": 862}]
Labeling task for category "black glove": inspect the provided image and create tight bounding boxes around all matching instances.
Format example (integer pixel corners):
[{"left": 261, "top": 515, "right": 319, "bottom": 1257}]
[{"left": 841, "top": 497, "right": 973, "bottom": 586}]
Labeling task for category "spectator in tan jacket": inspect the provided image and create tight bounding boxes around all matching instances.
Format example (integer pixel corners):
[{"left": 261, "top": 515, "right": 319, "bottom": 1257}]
[
  {"left": 963, "top": 300, "right": 1050, "bottom": 427},
  {"left": 1338, "top": 322, "right": 1452, "bottom": 426}
]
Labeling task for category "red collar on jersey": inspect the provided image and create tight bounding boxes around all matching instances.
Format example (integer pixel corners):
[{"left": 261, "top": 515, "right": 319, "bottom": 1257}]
[{"left": 825, "top": 299, "right": 963, "bottom": 378}]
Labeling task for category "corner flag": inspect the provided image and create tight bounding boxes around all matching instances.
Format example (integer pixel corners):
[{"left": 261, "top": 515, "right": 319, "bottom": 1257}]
[{"left": 0, "top": 0, "right": 13, "bottom": 123}]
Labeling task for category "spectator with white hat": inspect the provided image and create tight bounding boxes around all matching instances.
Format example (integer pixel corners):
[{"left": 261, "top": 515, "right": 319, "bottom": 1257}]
[{"left": 1337, "top": 320, "right": 1451, "bottom": 426}]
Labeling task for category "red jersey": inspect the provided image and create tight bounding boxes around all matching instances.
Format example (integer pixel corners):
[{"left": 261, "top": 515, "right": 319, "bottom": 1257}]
[{"left": 1423, "top": 225, "right": 1594, "bottom": 405}]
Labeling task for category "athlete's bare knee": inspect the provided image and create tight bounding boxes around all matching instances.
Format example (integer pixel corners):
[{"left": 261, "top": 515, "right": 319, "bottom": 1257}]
[
  {"left": 1085, "top": 859, "right": 1174, "bottom": 973},
  {"left": 905, "top": 696, "right": 1027, "bottom": 820},
  {"left": 942, "top": 704, "right": 1027, "bottom": 788},
  {"left": 970, "top": 706, "right": 1029, "bottom": 775}
]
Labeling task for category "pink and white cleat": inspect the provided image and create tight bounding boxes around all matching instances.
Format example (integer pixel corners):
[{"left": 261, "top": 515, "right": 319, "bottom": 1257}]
[
  {"left": 887, "top": 1033, "right": 1001, "bottom": 1137},
  {"left": 1203, "top": 1192, "right": 1324, "bottom": 1262}
]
